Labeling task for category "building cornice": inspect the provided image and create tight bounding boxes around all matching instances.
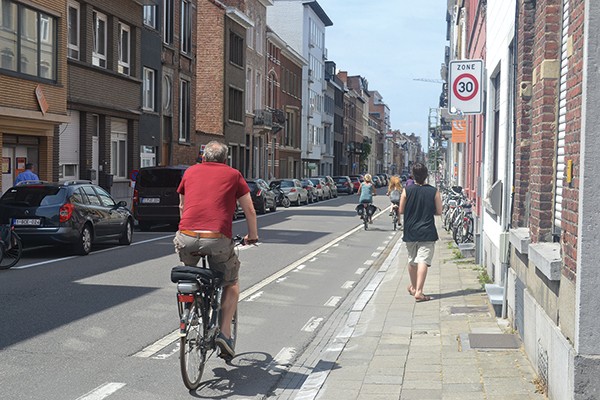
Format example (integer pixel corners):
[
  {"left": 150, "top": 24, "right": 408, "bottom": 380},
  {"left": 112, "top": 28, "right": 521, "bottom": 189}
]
[
  {"left": 226, "top": 7, "right": 254, "bottom": 29},
  {"left": 257, "top": 0, "right": 274, "bottom": 7}
]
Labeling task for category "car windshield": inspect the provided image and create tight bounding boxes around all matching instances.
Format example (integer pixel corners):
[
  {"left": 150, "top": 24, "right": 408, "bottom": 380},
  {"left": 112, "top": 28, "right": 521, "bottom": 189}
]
[
  {"left": 334, "top": 177, "right": 347, "bottom": 183},
  {"left": 138, "top": 169, "right": 184, "bottom": 188},
  {"left": 0, "top": 186, "right": 67, "bottom": 206},
  {"left": 280, "top": 180, "right": 294, "bottom": 188},
  {"left": 308, "top": 179, "right": 320, "bottom": 185}
]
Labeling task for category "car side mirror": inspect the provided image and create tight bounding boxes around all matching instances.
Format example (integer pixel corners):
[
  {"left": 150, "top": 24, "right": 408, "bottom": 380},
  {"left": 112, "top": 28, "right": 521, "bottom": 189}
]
[{"left": 117, "top": 200, "right": 127, "bottom": 207}]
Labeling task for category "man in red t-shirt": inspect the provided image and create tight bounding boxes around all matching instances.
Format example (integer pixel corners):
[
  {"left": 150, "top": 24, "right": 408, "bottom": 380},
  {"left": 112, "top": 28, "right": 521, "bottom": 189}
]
[{"left": 174, "top": 140, "right": 258, "bottom": 359}]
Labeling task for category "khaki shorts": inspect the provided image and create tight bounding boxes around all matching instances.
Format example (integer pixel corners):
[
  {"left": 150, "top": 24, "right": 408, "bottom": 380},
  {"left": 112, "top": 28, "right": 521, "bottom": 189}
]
[
  {"left": 405, "top": 241, "right": 436, "bottom": 266},
  {"left": 173, "top": 231, "right": 240, "bottom": 285}
]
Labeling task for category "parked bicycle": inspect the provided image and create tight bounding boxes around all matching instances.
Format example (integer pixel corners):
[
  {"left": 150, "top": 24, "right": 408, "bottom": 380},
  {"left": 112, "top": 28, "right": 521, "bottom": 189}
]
[
  {"left": 0, "top": 224, "right": 23, "bottom": 269},
  {"left": 170, "top": 236, "right": 248, "bottom": 390},
  {"left": 440, "top": 186, "right": 474, "bottom": 245}
]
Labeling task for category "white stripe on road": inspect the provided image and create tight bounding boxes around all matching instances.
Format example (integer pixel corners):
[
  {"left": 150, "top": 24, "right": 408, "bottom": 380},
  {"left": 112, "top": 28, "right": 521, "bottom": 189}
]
[
  {"left": 371, "top": 252, "right": 381, "bottom": 258},
  {"left": 267, "top": 347, "right": 297, "bottom": 371},
  {"left": 294, "top": 264, "right": 306, "bottom": 271},
  {"left": 341, "top": 281, "right": 355, "bottom": 289},
  {"left": 301, "top": 317, "right": 324, "bottom": 332},
  {"left": 276, "top": 277, "right": 288, "bottom": 283},
  {"left": 324, "top": 296, "right": 341, "bottom": 307},
  {"left": 363, "top": 260, "right": 374, "bottom": 266},
  {"left": 377, "top": 246, "right": 385, "bottom": 251},
  {"left": 308, "top": 257, "right": 317, "bottom": 262},
  {"left": 355, "top": 268, "right": 366, "bottom": 275},
  {"left": 76, "top": 382, "right": 126, "bottom": 400},
  {"left": 14, "top": 235, "right": 174, "bottom": 270},
  {"left": 132, "top": 330, "right": 180, "bottom": 358}
]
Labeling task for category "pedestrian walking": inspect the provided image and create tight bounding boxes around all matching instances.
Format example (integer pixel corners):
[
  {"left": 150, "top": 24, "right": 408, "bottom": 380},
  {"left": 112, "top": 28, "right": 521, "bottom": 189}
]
[
  {"left": 405, "top": 174, "right": 415, "bottom": 187},
  {"left": 14, "top": 163, "right": 40, "bottom": 185},
  {"left": 399, "top": 163, "right": 442, "bottom": 302}
]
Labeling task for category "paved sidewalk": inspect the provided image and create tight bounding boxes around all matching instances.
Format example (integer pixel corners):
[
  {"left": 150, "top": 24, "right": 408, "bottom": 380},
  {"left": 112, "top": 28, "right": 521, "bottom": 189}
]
[{"left": 276, "top": 226, "right": 546, "bottom": 400}]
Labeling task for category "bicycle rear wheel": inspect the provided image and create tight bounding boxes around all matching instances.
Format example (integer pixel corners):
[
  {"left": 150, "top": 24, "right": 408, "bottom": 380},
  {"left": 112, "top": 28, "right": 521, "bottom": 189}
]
[
  {"left": 0, "top": 233, "right": 22, "bottom": 270},
  {"left": 180, "top": 301, "right": 208, "bottom": 390}
]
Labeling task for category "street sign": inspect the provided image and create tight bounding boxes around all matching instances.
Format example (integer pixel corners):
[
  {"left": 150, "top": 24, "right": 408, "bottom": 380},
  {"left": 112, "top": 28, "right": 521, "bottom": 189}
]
[{"left": 448, "top": 59, "right": 484, "bottom": 115}]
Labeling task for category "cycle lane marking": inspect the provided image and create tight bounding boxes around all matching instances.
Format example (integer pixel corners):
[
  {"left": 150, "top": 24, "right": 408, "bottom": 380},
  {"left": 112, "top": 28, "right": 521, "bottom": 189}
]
[{"left": 133, "top": 212, "right": 387, "bottom": 358}]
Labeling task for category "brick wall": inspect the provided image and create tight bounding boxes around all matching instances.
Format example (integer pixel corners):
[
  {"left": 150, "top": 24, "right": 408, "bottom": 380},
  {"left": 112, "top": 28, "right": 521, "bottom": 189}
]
[
  {"left": 195, "top": 0, "right": 225, "bottom": 136},
  {"left": 561, "top": 0, "right": 585, "bottom": 281}
]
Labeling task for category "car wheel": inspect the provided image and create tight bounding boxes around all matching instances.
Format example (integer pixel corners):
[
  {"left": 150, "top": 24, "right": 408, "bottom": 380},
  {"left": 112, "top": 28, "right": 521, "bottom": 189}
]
[
  {"left": 74, "top": 224, "right": 93, "bottom": 255},
  {"left": 119, "top": 219, "right": 133, "bottom": 245},
  {"left": 303, "top": 194, "right": 309, "bottom": 205}
]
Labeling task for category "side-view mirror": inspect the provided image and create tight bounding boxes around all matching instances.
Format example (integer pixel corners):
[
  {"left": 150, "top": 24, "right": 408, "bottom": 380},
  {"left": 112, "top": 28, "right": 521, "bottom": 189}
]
[{"left": 117, "top": 200, "right": 128, "bottom": 207}]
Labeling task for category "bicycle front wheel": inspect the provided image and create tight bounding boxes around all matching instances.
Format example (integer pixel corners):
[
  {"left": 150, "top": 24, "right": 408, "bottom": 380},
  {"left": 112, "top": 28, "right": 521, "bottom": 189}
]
[
  {"left": 0, "top": 233, "right": 22, "bottom": 270},
  {"left": 180, "top": 301, "right": 208, "bottom": 390}
]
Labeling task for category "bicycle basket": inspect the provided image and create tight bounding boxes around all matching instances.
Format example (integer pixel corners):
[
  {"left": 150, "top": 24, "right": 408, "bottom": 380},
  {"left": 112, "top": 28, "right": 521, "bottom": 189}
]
[
  {"left": 355, "top": 204, "right": 365, "bottom": 215},
  {"left": 367, "top": 204, "right": 377, "bottom": 216}
]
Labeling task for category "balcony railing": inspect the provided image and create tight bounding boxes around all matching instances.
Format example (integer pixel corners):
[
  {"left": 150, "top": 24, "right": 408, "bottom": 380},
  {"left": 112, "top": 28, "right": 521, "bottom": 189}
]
[{"left": 253, "top": 109, "right": 273, "bottom": 126}]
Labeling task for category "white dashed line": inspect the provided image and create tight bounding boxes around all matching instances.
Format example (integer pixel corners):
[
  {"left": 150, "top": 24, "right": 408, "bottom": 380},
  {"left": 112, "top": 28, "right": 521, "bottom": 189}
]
[
  {"left": 267, "top": 347, "right": 297, "bottom": 371},
  {"left": 301, "top": 317, "right": 324, "bottom": 332},
  {"left": 76, "top": 382, "right": 126, "bottom": 400},
  {"left": 295, "top": 264, "right": 306, "bottom": 271},
  {"left": 324, "top": 296, "right": 341, "bottom": 307},
  {"left": 276, "top": 277, "right": 288, "bottom": 283},
  {"left": 363, "top": 260, "right": 374, "bottom": 266},
  {"left": 341, "top": 281, "right": 355, "bottom": 289},
  {"left": 308, "top": 257, "right": 317, "bottom": 262},
  {"left": 133, "top": 331, "right": 180, "bottom": 358},
  {"left": 376, "top": 246, "right": 385, "bottom": 251},
  {"left": 245, "top": 291, "right": 264, "bottom": 302},
  {"left": 355, "top": 268, "right": 366, "bottom": 275},
  {"left": 371, "top": 252, "right": 381, "bottom": 257}
]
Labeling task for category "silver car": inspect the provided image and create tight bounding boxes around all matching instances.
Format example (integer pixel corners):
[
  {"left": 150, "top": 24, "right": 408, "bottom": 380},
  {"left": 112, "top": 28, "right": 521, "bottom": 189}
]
[{"left": 278, "top": 179, "right": 309, "bottom": 206}]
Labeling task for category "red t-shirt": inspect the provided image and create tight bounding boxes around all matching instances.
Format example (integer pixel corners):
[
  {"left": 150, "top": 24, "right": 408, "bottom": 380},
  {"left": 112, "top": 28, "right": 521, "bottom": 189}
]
[{"left": 177, "top": 162, "right": 250, "bottom": 238}]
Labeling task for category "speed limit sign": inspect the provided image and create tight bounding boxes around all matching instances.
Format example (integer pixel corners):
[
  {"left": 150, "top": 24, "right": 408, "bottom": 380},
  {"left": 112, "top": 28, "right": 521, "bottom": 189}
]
[{"left": 448, "top": 59, "right": 484, "bottom": 114}]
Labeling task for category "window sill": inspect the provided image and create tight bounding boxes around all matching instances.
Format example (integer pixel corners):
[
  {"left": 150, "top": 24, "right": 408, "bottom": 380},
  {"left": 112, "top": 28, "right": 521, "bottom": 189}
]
[
  {"left": 529, "top": 242, "right": 561, "bottom": 281},
  {"left": 509, "top": 227, "right": 530, "bottom": 255}
]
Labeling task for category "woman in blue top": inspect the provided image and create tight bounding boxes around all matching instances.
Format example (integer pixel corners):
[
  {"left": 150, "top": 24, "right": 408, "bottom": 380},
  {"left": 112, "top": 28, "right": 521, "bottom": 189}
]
[{"left": 358, "top": 174, "right": 376, "bottom": 223}]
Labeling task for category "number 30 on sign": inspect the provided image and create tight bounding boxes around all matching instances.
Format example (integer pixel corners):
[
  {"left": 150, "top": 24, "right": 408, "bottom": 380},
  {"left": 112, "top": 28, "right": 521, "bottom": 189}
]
[{"left": 448, "top": 59, "right": 484, "bottom": 115}]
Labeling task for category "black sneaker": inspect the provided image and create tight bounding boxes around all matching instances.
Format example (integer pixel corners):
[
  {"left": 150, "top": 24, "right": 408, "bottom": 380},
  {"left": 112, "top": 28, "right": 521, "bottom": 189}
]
[{"left": 215, "top": 333, "right": 235, "bottom": 359}]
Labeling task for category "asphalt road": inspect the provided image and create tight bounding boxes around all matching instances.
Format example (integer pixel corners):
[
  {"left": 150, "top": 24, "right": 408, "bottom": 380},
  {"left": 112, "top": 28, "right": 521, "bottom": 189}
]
[{"left": 0, "top": 188, "right": 402, "bottom": 399}]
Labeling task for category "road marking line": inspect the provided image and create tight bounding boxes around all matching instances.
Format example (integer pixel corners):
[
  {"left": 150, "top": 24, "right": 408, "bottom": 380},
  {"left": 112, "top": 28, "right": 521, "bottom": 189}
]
[
  {"left": 301, "top": 317, "right": 324, "bottom": 332},
  {"left": 294, "top": 264, "right": 306, "bottom": 271},
  {"left": 308, "top": 257, "right": 317, "bottom": 262},
  {"left": 324, "top": 296, "right": 341, "bottom": 307},
  {"left": 371, "top": 252, "right": 381, "bottom": 257},
  {"left": 245, "top": 291, "right": 263, "bottom": 302},
  {"left": 276, "top": 277, "right": 288, "bottom": 283},
  {"left": 355, "top": 268, "right": 366, "bottom": 275},
  {"left": 341, "top": 281, "right": 355, "bottom": 289},
  {"left": 152, "top": 343, "right": 179, "bottom": 360},
  {"left": 267, "top": 347, "right": 297, "bottom": 371},
  {"left": 376, "top": 246, "right": 385, "bottom": 250},
  {"left": 363, "top": 260, "right": 374, "bottom": 266},
  {"left": 14, "top": 235, "right": 174, "bottom": 270},
  {"left": 76, "top": 382, "right": 126, "bottom": 400},
  {"left": 321, "top": 249, "right": 329, "bottom": 254},
  {"left": 133, "top": 330, "right": 180, "bottom": 358},
  {"left": 332, "top": 243, "right": 339, "bottom": 247}
]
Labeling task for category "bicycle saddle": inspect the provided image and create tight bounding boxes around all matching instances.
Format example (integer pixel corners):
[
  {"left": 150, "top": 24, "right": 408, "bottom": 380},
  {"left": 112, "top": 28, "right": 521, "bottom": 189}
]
[{"left": 171, "top": 265, "right": 223, "bottom": 284}]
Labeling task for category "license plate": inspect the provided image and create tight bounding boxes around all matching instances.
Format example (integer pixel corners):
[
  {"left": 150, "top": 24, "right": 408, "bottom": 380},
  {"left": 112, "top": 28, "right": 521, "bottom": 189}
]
[
  {"left": 141, "top": 198, "right": 160, "bottom": 204},
  {"left": 13, "top": 218, "right": 41, "bottom": 226}
]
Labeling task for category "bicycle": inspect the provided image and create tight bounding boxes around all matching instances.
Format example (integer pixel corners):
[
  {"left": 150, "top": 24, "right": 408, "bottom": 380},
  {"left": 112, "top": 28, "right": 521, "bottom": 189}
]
[
  {"left": 356, "top": 203, "right": 376, "bottom": 230},
  {"left": 170, "top": 236, "right": 246, "bottom": 390},
  {"left": 0, "top": 224, "right": 23, "bottom": 270},
  {"left": 390, "top": 203, "right": 402, "bottom": 231}
]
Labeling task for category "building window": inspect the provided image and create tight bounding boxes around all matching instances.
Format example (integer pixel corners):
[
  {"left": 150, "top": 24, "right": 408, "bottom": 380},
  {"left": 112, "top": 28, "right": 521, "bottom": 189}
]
[
  {"left": 267, "top": 72, "right": 277, "bottom": 109},
  {"left": 143, "top": 5, "right": 156, "bottom": 29},
  {"left": 229, "top": 87, "right": 243, "bottom": 122},
  {"left": 255, "top": 71, "right": 262, "bottom": 111},
  {"left": 92, "top": 10, "right": 107, "bottom": 68},
  {"left": 0, "top": 1, "right": 56, "bottom": 80},
  {"left": 229, "top": 31, "right": 244, "bottom": 67},
  {"left": 255, "top": 20, "right": 263, "bottom": 54},
  {"left": 143, "top": 67, "right": 155, "bottom": 111},
  {"left": 111, "top": 121, "right": 128, "bottom": 179},
  {"left": 163, "top": 0, "right": 174, "bottom": 45},
  {"left": 67, "top": 2, "right": 79, "bottom": 59},
  {"left": 179, "top": 79, "right": 190, "bottom": 142},
  {"left": 247, "top": 25, "right": 254, "bottom": 50},
  {"left": 246, "top": 67, "right": 253, "bottom": 112},
  {"left": 180, "top": 0, "right": 191, "bottom": 54},
  {"left": 118, "top": 23, "right": 130, "bottom": 75},
  {"left": 59, "top": 164, "right": 79, "bottom": 180},
  {"left": 162, "top": 74, "right": 172, "bottom": 114}
]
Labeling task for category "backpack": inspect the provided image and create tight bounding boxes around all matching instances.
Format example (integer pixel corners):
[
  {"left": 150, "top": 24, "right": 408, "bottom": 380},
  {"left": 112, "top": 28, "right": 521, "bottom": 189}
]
[{"left": 389, "top": 189, "right": 400, "bottom": 203}]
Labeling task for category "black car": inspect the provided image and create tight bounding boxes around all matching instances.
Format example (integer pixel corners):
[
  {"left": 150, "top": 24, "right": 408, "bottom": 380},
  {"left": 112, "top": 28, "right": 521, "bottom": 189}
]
[
  {"left": 0, "top": 181, "right": 134, "bottom": 255},
  {"left": 333, "top": 176, "right": 354, "bottom": 195},
  {"left": 245, "top": 179, "right": 277, "bottom": 214},
  {"left": 133, "top": 165, "right": 187, "bottom": 231}
]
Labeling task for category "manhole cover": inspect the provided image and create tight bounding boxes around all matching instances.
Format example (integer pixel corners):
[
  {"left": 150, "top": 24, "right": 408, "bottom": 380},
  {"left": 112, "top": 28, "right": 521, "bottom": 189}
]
[
  {"left": 467, "top": 333, "right": 520, "bottom": 349},
  {"left": 450, "top": 306, "right": 489, "bottom": 314}
]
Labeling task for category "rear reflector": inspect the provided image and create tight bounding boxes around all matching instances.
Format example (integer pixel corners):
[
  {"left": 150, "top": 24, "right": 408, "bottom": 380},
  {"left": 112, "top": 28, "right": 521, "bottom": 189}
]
[{"left": 177, "top": 294, "right": 194, "bottom": 303}]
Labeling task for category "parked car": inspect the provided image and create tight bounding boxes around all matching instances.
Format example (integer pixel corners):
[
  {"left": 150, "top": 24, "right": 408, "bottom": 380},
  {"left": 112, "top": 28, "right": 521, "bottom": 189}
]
[
  {"left": 133, "top": 165, "right": 187, "bottom": 231},
  {"left": 377, "top": 174, "right": 388, "bottom": 186},
  {"left": 301, "top": 179, "right": 318, "bottom": 203},
  {"left": 349, "top": 175, "right": 364, "bottom": 193},
  {"left": 306, "top": 177, "right": 330, "bottom": 200},
  {"left": 0, "top": 180, "right": 134, "bottom": 255},
  {"left": 274, "top": 179, "right": 309, "bottom": 206},
  {"left": 316, "top": 175, "right": 338, "bottom": 197},
  {"left": 372, "top": 175, "right": 382, "bottom": 187},
  {"left": 333, "top": 176, "right": 354, "bottom": 195},
  {"left": 245, "top": 179, "right": 277, "bottom": 214}
]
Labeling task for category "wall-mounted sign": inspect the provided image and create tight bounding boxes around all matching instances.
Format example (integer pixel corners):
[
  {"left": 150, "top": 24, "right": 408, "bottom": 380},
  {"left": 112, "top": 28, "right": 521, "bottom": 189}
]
[
  {"left": 35, "top": 85, "right": 49, "bottom": 115},
  {"left": 451, "top": 120, "right": 467, "bottom": 143},
  {"left": 448, "top": 60, "right": 484, "bottom": 115},
  {"left": 2, "top": 157, "right": 11, "bottom": 174}
]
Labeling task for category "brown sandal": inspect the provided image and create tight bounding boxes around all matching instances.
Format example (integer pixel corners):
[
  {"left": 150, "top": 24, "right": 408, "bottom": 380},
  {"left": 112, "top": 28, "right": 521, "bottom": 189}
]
[{"left": 415, "top": 295, "right": 432, "bottom": 302}]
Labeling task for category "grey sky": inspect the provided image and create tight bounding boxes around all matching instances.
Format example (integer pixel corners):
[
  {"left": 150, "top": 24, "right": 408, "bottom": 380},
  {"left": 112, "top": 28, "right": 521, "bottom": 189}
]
[{"left": 318, "top": 0, "right": 448, "bottom": 146}]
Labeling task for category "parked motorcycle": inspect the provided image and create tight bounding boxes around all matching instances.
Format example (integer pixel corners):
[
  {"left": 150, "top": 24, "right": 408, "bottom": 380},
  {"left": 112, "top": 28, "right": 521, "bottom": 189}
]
[{"left": 270, "top": 182, "right": 291, "bottom": 208}]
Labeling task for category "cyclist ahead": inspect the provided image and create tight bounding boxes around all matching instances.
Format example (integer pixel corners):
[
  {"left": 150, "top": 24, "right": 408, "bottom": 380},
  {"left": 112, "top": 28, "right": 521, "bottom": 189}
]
[
  {"left": 386, "top": 175, "right": 402, "bottom": 218},
  {"left": 357, "top": 173, "right": 376, "bottom": 224},
  {"left": 174, "top": 140, "right": 258, "bottom": 359}
]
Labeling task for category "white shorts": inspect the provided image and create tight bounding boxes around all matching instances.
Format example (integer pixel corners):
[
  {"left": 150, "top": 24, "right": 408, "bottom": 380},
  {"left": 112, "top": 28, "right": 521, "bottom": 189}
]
[{"left": 405, "top": 241, "right": 435, "bottom": 266}]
